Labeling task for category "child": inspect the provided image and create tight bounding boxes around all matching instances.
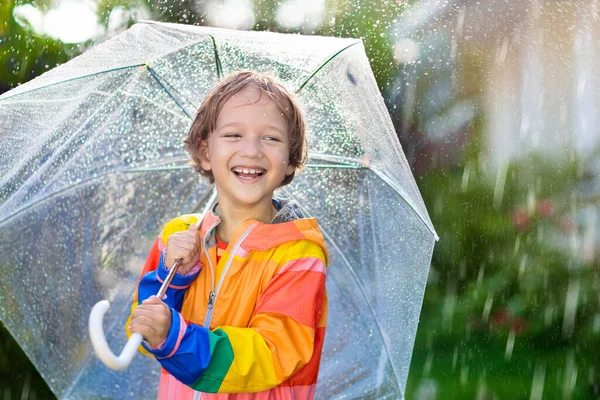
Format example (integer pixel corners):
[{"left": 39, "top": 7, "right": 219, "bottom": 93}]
[{"left": 127, "top": 71, "right": 328, "bottom": 400}]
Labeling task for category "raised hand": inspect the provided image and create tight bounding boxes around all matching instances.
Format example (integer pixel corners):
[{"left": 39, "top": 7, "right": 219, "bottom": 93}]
[{"left": 164, "top": 223, "right": 201, "bottom": 275}]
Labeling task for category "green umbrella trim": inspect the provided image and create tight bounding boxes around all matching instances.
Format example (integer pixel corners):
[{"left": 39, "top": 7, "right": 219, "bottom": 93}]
[
  {"left": 295, "top": 41, "right": 361, "bottom": 93},
  {"left": 0, "top": 64, "right": 145, "bottom": 101},
  {"left": 208, "top": 34, "right": 224, "bottom": 79},
  {"left": 146, "top": 66, "right": 193, "bottom": 119}
]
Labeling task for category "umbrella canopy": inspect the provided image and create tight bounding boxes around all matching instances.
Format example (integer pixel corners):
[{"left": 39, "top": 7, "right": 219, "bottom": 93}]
[{"left": 0, "top": 21, "right": 437, "bottom": 399}]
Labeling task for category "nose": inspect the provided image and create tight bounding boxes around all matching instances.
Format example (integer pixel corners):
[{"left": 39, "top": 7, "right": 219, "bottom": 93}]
[{"left": 238, "top": 135, "right": 263, "bottom": 158}]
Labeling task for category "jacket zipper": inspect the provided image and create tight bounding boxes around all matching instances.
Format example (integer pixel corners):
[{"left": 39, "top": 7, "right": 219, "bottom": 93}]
[
  {"left": 202, "top": 223, "right": 257, "bottom": 329},
  {"left": 193, "top": 221, "right": 256, "bottom": 398},
  {"left": 201, "top": 219, "right": 220, "bottom": 325}
]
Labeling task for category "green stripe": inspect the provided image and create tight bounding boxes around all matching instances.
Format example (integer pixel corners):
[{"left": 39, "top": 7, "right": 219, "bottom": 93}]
[{"left": 190, "top": 328, "right": 234, "bottom": 392}]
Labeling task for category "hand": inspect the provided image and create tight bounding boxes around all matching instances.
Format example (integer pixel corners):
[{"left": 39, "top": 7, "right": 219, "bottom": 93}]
[
  {"left": 165, "top": 223, "right": 201, "bottom": 275},
  {"left": 129, "top": 296, "right": 171, "bottom": 349}
]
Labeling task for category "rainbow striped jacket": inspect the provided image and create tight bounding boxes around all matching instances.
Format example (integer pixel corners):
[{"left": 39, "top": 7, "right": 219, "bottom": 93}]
[{"left": 126, "top": 199, "right": 328, "bottom": 399}]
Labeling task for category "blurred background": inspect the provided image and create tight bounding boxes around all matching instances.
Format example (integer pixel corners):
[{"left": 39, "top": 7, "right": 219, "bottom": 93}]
[{"left": 1, "top": 0, "right": 599, "bottom": 398}]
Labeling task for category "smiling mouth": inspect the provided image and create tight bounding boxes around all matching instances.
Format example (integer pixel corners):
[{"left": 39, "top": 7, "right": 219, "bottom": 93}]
[{"left": 232, "top": 167, "right": 266, "bottom": 179}]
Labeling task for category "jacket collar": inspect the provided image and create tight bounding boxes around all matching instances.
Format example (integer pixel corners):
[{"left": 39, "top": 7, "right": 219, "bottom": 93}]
[{"left": 198, "top": 197, "right": 325, "bottom": 254}]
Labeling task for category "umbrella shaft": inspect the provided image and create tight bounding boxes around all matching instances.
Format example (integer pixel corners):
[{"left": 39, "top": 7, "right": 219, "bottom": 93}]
[{"left": 157, "top": 259, "right": 182, "bottom": 299}]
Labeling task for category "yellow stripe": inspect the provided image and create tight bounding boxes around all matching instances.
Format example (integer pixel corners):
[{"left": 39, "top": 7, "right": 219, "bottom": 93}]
[
  {"left": 216, "top": 316, "right": 315, "bottom": 391},
  {"left": 216, "top": 326, "right": 278, "bottom": 391},
  {"left": 161, "top": 214, "right": 202, "bottom": 244},
  {"left": 241, "top": 241, "right": 327, "bottom": 265}
]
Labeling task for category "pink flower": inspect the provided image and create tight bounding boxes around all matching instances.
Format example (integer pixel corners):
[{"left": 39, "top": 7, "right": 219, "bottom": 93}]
[
  {"left": 512, "top": 209, "right": 529, "bottom": 231},
  {"left": 489, "top": 307, "right": 529, "bottom": 334},
  {"left": 537, "top": 199, "right": 554, "bottom": 217}
]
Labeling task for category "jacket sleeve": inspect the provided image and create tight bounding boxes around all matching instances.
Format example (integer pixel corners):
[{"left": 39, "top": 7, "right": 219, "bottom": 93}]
[
  {"left": 125, "top": 232, "right": 201, "bottom": 354},
  {"left": 145, "top": 241, "right": 327, "bottom": 393}
]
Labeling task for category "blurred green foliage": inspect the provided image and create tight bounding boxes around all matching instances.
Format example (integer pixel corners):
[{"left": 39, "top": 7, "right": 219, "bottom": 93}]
[
  {"left": 407, "top": 118, "right": 600, "bottom": 399},
  {"left": 0, "top": 322, "right": 55, "bottom": 399},
  {"left": 0, "top": 0, "right": 81, "bottom": 93}
]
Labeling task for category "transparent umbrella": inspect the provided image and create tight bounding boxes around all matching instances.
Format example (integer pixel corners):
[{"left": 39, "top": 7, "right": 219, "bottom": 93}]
[{"left": 0, "top": 21, "right": 438, "bottom": 399}]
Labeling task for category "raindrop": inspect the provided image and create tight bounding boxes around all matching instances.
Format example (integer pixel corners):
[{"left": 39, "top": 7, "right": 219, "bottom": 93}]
[
  {"left": 493, "top": 159, "right": 509, "bottom": 209},
  {"left": 504, "top": 329, "right": 515, "bottom": 360},
  {"left": 461, "top": 161, "right": 470, "bottom": 191},
  {"left": 460, "top": 364, "right": 469, "bottom": 386},
  {"left": 562, "top": 277, "right": 580, "bottom": 338},
  {"left": 481, "top": 291, "right": 494, "bottom": 322},
  {"left": 562, "top": 352, "right": 578, "bottom": 399},
  {"left": 423, "top": 351, "right": 433, "bottom": 377},
  {"left": 452, "top": 345, "right": 459, "bottom": 371},
  {"left": 518, "top": 255, "right": 527, "bottom": 280}
]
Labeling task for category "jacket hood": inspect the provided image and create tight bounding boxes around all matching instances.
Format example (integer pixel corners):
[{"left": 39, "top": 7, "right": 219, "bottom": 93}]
[{"left": 199, "top": 197, "right": 328, "bottom": 260}]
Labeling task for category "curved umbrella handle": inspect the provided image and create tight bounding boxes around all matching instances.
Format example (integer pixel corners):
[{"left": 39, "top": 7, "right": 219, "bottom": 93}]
[
  {"left": 89, "top": 300, "right": 143, "bottom": 370},
  {"left": 88, "top": 258, "right": 183, "bottom": 370}
]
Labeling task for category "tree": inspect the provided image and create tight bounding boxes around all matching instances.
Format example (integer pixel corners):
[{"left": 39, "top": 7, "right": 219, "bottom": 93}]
[{"left": 0, "top": 0, "right": 81, "bottom": 95}]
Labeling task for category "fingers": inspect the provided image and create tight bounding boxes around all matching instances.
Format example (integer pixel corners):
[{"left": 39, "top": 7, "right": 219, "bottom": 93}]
[
  {"left": 129, "top": 316, "right": 159, "bottom": 335},
  {"left": 141, "top": 295, "right": 167, "bottom": 307},
  {"left": 165, "top": 226, "right": 201, "bottom": 266},
  {"left": 133, "top": 297, "right": 169, "bottom": 318},
  {"left": 167, "top": 245, "right": 199, "bottom": 266},
  {"left": 130, "top": 297, "right": 172, "bottom": 347}
]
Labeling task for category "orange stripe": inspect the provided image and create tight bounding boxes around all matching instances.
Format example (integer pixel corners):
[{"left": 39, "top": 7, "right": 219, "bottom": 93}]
[
  {"left": 285, "top": 326, "right": 326, "bottom": 386},
  {"left": 317, "top": 292, "right": 328, "bottom": 328}
]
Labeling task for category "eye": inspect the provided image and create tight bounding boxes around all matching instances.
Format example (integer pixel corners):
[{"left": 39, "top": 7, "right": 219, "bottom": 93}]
[
  {"left": 264, "top": 135, "right": 282, "bottom": 142},
  {"left": 223, "top": 133, "right": 241, "bottom": 138}
]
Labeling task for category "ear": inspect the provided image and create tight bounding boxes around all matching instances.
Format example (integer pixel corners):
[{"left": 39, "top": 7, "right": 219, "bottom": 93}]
[
  {"left": 198, "top": 140, "right": 211, "bottom": 171},
  {"left": 285, "top": 161, "right": 295, "bottom": 176}
]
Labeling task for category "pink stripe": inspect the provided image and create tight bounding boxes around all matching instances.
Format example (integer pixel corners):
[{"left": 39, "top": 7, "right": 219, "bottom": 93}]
[
  {"left": 195, "top": 384, "right": 316, "bottom": 399},
  {"left": 234, "top": 246, "right": 249, "bottom": 258},
  {"left": 276, "top": 257, "right": 326, "bottom": 276},
  {"left": 158, "top": 371, "right": 196, "bottom": 400},
  {"left": 154, "top": 269, "right": 195, "bottom": 289},
  {"left": 183, "top": 262, "right": 201, "bottom": 276},
  {"left": 150, "top": 337, "right": 166, "bottom": 351},
  {"left": 165, "top": 314, "right": 187, "bottom": 358},
  {"left": 157, "top": 380, "right": 316, "bottom": 399}
]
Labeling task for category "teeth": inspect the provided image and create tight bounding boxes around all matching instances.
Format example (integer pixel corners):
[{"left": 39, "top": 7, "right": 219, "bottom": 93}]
[{"left": 233, "top": 167, "right": 265, "bottom": 174}]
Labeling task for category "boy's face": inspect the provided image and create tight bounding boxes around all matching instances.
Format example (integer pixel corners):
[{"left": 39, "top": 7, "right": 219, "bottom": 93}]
[{"left": 199, "top": 85, "right": 294, "bottom": 209}]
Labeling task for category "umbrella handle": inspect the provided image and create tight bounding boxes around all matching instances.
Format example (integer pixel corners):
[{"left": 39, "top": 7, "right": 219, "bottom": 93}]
[
  {"left": 89, "top": 300, "right": 143, "bottom": 370},
  {"left": 88, "top": 258, "right": 183, "bottom": 370}
]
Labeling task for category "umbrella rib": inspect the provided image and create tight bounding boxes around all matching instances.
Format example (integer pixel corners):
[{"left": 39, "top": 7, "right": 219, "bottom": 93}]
[
  {"left": 369, "top": 167, "right": 439, "bottom": 240},
  {"left": 0, "top": 153, "right": 367, "bottom": 223},
  {"left": 117, "top": 87, "right": 191, "bottom": 120},
  {"left": 279, "top": 188, "right": 404, "bottom": 395},
  {"left": 295, "top": 41, "right": 361, "bottom": 93},
  {"left": 124, "top": 163, "right": 363, "bottom": 173},
  {"left": 0, "top": 171, "right": 115, "bottom": 227},
  {"left": 208, "top": 34, "right": 224, "bottom": 79},
  {"left": 146, "top": 66, "right": 194, "bottom": 119},
  {"left": 0, "top": 165, "right": 207, "bottom": 226},
  {"left": 0, "top": 64, "right": 145, "bottom": 101}
]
